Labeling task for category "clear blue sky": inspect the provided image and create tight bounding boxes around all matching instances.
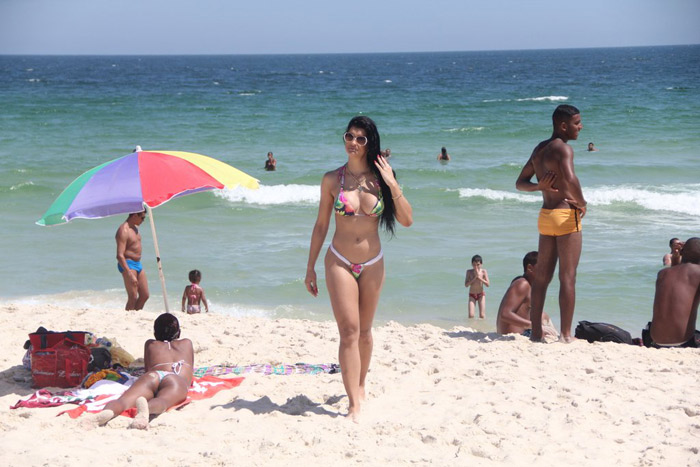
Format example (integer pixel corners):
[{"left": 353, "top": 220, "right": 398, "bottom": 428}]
[{"left": 1, "top": 0, "right": 698, "bottom": 54}]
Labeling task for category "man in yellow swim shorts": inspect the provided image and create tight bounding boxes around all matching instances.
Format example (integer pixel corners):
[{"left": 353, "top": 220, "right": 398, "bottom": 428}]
[{"left": 516, "top": 104, "right": 587, "bottom": 343}]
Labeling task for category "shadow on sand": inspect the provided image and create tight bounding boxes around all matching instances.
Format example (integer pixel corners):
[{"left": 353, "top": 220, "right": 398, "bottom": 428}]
[
  {"left": 214, "top": 394, "right": 342, "bottom": 418},
  {"left": 444, "top": 330, "right": 517, "bottom": 343},
  {"left": 0, "top": 364, "right": 36, "bottom": 399}
]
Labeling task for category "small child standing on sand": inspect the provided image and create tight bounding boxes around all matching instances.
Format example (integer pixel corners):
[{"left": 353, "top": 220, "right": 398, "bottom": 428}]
[
  {"left": 465, "top": 255, "right": 490, "bottom": 319},
  {"left": 182, "top": 269, "right": 209, "bottom": 314}
]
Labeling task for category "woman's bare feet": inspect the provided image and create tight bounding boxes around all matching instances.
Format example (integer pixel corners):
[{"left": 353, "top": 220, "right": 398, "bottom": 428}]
[
  {"left": 80, "top": 409, "right": 115, "bottom": 429},
  {"left": 347, "top": 404, "right": 361, "bottom": 424},
  {"left": 358, "top": 386, "right": 366, "bottom": 402},
  {"left": 128, "top": 397, "right": 150, "bottom": 430}
]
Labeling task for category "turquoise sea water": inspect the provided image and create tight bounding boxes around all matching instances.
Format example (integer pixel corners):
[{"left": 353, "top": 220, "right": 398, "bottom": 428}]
[{"left": 1, "top": 46, "right": 699, "bottom": 334}]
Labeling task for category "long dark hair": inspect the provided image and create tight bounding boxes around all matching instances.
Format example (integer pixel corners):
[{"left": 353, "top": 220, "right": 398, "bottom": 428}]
[{"left": 346, "top": 116, "right": 396, "bottom": 235}]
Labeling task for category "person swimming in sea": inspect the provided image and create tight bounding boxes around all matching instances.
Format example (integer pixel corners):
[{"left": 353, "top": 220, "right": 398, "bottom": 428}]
[{"left": 437, "top": 147, "right": 451, "bottom": 162}]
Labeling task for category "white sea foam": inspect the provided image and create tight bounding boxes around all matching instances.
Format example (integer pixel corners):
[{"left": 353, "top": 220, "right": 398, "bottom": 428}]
[
  {"left": 0, "top": 294, "right": 274, "bottom": 318},
  {"left": 214, "top": 301, "right": 273, "bottom": 318},
  {"left": 586, "top": 186, "right": 700, "bottom": 216},
  {"left": 10, "top": 181, "right": 35, "bottom": 191},
  {"left": 458, "top": 185, "right": 700, "bottom": 216},
  {"left": 483, "top": 96, "right": 568, "bottom": 103},
  {"left": 458, "top": 188, "right": 540, "bottom": 203},
  {"left": 444, "top": 127, "right": 485, "bottom": 132},
  {"left": 515, "top": 96, "right": 569, "bottom": 102},
  {"left": 216, "top": 184, "right": 319, "bottom": 206},
  {"left": 3, "top": 290, "right": 127, "bottom": 310}
]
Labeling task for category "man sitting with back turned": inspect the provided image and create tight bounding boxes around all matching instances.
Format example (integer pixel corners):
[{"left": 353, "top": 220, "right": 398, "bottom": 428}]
[{"left": 644, "top": 237, "right": 700, "bottom": 348}]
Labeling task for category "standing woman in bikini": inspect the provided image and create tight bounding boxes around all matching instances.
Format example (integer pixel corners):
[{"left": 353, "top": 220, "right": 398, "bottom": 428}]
[{"left": 305, "top": 116, "right": 413, "bottom": 421}]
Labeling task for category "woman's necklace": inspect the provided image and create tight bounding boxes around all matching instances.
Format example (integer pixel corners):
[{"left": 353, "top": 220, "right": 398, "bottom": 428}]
[{"left": 346, "top": 166, "right": 372, "bottom": 192}]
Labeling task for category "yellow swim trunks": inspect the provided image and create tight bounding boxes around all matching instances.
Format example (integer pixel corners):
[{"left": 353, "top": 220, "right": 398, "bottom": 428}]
[{"left": 538, "top": 209, "right": 581, "bottom": 237}]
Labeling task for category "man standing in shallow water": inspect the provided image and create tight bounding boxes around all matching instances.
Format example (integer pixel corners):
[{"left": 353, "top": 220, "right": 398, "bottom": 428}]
[
  {"left": 516, "top": 104, "right": 587, "bottom": 342},
  {"left": 116, "top": 211, "right": 150, "bottom": 310}
]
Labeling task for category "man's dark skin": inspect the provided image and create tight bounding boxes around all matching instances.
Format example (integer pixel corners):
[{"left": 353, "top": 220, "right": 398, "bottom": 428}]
[
  {"left": 651, "top": 237, "right": 700, "bottom": 345},
  {"left": 497, "top": 253, "right": 538, "bottom": 335},
  {"left": 496, "top": 251, "right": 558, "bottom": 338},
  {"left": 516, "top": 105, "right": 587, "bottom": 342}
]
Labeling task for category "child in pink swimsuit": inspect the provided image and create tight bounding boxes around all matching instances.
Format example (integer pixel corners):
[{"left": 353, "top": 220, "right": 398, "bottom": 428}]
[{"left": 181, "top": 269, "right": 209, "bottom": 314}]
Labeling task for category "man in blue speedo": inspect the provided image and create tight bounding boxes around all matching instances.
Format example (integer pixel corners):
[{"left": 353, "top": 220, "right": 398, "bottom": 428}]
[{"left": 115, "top": 211, "right": 150, "bottom": 310}]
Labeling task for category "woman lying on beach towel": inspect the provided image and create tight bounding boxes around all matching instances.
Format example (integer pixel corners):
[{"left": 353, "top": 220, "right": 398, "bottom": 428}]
[
  {"left": 82, "top": 313, "right": 193, "bottom": 430},
  {"left": 305, "top": 116, "right": 413, "bottom": 421}
]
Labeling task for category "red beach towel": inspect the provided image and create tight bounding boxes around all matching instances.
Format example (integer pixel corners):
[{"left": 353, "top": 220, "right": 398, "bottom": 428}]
[{"left": 26, "top": 375, "right": 245, "bottom": 419}]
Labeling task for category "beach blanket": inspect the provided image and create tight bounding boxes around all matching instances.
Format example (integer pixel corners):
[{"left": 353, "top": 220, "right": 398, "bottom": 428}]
[
  {"left": 193, "top": 363, "right": 340, "bottom": 377},
  {"left": 11, "top": 375, "right": 244, "bottom": 419},
  {"left": 11, "top": 372, "right": 138, "bottom": 409}
]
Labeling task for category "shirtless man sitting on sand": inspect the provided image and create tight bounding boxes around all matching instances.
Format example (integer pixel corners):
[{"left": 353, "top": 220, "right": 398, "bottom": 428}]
[
  {"left": 116, "top": 211, "right": 149, "bottom": 310},
  {"left": 496, "top": 251, "right": 558, "bottom": 338},
  {"left": 83, "top": 313, "right": 194, "bottom": 429},
  {"left": 644, "top": 237, "right": 700, "bottom": 348}
]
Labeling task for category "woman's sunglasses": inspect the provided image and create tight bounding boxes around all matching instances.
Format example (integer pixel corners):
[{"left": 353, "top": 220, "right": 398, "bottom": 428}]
[{"left": 343, "top": 132, "right": 368, "bottom": 147}]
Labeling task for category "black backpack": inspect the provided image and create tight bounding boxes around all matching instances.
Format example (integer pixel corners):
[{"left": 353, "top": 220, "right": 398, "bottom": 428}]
[
  {"left": 88, "top": 347, "right": 113, "bottom": 372},
  {"left": 574, "top": 321, "right": 634, "bottom": 345}
]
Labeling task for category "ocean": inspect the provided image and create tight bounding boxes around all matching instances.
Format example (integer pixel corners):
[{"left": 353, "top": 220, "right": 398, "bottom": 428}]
[{"left": 1, "top": 46, "right": 699, "bottom": 335}]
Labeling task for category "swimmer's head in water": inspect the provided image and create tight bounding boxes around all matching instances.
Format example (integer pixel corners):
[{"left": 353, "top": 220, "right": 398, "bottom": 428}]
[{"left": 154, "top": 313, "right": 181, "bottom": 341}]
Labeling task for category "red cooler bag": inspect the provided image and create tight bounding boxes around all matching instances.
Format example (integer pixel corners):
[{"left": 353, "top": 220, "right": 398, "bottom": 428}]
[
  {"left": 30, "top": 334, "right": 91, "bottom": 388},
  {"left": 29, "top": 330, "right": 88, "bottom": 349}
]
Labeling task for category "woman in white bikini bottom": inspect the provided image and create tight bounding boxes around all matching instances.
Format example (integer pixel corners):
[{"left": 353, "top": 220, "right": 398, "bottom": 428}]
[{"left": 329, "top": 243, "right": 383, "bottom": 280}]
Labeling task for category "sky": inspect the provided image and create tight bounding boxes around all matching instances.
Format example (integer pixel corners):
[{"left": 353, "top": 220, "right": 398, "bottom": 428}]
[{"left": 1, "top": 0, "right": 698, "bottom": 55}]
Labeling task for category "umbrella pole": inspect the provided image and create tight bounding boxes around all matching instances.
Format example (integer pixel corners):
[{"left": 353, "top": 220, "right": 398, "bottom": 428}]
[{"left": 144, "top": 205, "right": 170, "bottom": 313}]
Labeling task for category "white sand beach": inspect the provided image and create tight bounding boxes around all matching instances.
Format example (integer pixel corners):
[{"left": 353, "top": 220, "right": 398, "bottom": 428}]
[{"left": 1, "top": 303, "right": 699, "bottom": 466}]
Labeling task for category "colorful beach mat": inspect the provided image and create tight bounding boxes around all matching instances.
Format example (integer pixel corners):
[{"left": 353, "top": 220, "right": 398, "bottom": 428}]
[
  {"left": 11, "top": 375, "right": 244, "bottom": 419},
  {"left": 193, "top": 363, "right": 340, "bottom": 377}
]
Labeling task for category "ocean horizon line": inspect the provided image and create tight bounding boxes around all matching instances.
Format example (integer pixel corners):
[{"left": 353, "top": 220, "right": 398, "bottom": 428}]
[{"left": 1, "top": 43, "right": 698, "bottom": 58}]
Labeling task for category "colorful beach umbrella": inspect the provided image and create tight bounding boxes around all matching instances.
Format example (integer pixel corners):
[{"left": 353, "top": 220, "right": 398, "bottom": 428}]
[
  {"left": 37, "top": 149, "right": 259, "bottom": 311},
  {"left": 37, "top": 149, "right": 258, "bottom": 226}
]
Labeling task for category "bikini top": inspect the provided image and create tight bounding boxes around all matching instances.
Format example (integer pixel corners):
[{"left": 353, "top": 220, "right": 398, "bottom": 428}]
[
  {"left": 188, "top": 283, "right": 199, "bottom": 302},
  {"left": 153, "top": 340, "right": 193, "bottom": 375},
  {"left": 152, "top": 359, "right": 191, "bottom": 375},
  {"left": 333, "top": 165, "right": 384, "bottom": 217}
]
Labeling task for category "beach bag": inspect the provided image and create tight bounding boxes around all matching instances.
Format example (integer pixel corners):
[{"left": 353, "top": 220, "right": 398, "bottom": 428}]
[
  {"left": 30, "top": 331, "right": 91, "bottom": 388},
  {"left": 574, "top": 321, "right": 634, "bottom": 345},
  {"left": 29, "top": 330, "right": 89, "bottom": 349}
]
